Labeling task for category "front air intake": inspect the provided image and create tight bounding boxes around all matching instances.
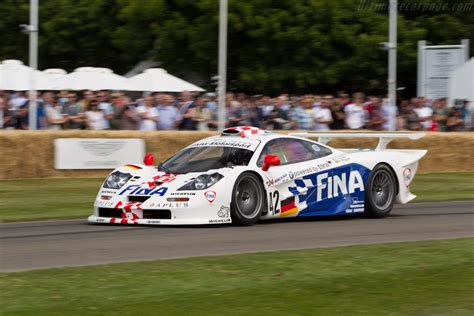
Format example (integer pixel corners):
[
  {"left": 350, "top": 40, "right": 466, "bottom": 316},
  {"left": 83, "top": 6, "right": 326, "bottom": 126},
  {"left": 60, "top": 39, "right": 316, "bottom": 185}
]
[
  {"left": 142, "top": 209, "right": 172, "bottom": 219},
  {"left": 98, "top": 208, "right": 122, "bottom": 218}
]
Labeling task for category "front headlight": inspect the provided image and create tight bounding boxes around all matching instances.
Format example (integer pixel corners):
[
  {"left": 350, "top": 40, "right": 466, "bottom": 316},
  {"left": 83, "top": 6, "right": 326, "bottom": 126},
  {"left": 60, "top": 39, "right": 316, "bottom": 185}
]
[
  {"left": 103, "top": 171, "right": 132, "bottom": 189},
  {"left": 178, "top": 173, "right": 223, "bottom": 191},
  {"left": 194, "top": 175, "right": 208, "bottom": 190}
]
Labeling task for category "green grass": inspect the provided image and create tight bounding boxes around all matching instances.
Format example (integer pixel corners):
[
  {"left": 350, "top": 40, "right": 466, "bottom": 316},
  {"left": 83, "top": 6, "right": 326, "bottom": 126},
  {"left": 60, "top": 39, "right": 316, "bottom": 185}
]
[
  {"left": 1, "top": 238, "right": 473, "bottom": 315},
  {"left": 0, "top": 172, "right": 473, "bottom": 222},
  {"left": 0, "top": 178, "right": 103, "bottom": 222},
  {"left": 410, "top": 173, "right": 474, "bottom": 202}
]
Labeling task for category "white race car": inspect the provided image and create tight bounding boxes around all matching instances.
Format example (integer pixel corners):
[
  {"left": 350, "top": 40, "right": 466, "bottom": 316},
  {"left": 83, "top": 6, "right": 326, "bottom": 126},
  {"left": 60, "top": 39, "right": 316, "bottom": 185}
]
[{"left": 88, "top": 126, "right": 426, "bottom": 226}]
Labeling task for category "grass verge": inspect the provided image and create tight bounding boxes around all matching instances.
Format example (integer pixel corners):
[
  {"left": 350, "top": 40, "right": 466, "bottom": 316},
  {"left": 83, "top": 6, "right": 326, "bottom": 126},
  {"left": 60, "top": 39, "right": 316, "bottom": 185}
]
[
  {"left": 1, "top": 238, "right": 473, "bottom": 315},
  {"left": 0, "top": 172, "right": 473, "bottom": 222},
  {"left": 0, "top": 178, "right": 102, "bottom": 222}
]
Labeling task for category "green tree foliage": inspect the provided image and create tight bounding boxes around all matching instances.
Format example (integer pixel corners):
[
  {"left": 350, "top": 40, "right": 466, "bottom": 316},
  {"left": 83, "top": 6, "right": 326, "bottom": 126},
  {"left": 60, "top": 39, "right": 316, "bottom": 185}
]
[
  {"left": 0, "top": 0, "right": 30, "bottom": 64},
  {"left": 0, "top": 0, "right": 472, "bottom": 95}
]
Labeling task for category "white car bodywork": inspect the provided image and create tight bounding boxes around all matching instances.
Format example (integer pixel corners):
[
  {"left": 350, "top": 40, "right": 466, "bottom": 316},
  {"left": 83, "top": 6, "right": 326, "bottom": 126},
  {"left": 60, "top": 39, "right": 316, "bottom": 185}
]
[{"left": 88, "top": 128, "right": 427, "bottom": 225}]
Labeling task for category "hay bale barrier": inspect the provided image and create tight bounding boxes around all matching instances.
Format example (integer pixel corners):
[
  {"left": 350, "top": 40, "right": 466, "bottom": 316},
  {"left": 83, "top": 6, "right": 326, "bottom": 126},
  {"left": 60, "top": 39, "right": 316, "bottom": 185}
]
[{"left": 0, "top": 130, "right": 472, "bottom": 179}]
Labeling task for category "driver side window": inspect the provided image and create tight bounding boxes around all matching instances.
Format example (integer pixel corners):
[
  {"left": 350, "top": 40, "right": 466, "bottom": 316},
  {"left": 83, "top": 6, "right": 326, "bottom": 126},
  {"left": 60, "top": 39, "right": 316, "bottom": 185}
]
[{"left": 257, "top": 138, "right": 330, "bottom": 167}]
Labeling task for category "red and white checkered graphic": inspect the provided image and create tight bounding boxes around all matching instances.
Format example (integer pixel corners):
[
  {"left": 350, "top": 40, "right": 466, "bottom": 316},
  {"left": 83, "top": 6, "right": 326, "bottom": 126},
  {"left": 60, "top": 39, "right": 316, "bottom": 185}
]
[
  {"left": 110, "top": 201, "right": 142, "bottom": 224},
  {"left": 146, "top": 173, "right": 176, "bottom": 188},
  {"left": 227, "top": 126, "right": 265, "bottom": 138}
]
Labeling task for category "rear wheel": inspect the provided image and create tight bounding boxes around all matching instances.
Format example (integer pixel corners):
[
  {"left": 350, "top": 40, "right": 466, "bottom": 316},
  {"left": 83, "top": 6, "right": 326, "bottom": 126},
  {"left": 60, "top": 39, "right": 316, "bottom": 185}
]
[
  {"left": 365, "top": 164, "right": 396, "bottom": 218},
  {"left": 230, "top": 172, "right": 265, "bottom": 226}
]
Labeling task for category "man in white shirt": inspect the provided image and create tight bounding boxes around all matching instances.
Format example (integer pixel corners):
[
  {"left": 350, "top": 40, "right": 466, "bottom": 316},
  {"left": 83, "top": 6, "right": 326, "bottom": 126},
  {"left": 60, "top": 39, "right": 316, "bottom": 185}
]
[
  {"left": 136, "top": 96, "right": 159, "bottom": 131},
  {"left": 97, "top": 91, "right": 114, "bottom": 129},
  {"left": 413, "top": 97, "right": 433, "bottom": 130},
  {"left": 313, "top": 95, "right": 333, "bottom": 130},
  {"left": 9, "top": 92, "right": 28, "bottom": 110},
  {"left": 344, "top": 92, "right": 367, "bottom": 129}
]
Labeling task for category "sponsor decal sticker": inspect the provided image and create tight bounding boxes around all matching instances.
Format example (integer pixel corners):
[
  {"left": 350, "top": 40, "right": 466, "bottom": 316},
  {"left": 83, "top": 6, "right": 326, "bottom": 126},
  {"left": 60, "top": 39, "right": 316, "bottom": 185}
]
[
  {"left": 287, "top": 163, "right": 371, "bottom": 217},
  {"left": 290, "top": 167, "right": 319, "bottom": 180},
  {"left": 209, "top": 218, "right": 231, "bottom": 224},
  {"left": 149, "top": 202, "right": 189, "bottom": 208},
  {"left": 218, "top": 206, "right": 230, "bottom": 218},
  {"left": 289, "top": 169, "right": 365, "bottom": 202},
  {"left": 167, "top": 197, "right": 190, "bottom": 202},
  {"left": 100, "top": 189, "right": 117, "bottom": 194},
  {"left": 170, "top": 192, "right": 196, "bottom": 196},
  {"left": 146, "top": 220, "right": 161, "bottom": 224},
  {"left": 403, "top": 167, "right": 412, "bottom": 186},
  {"left": 205, "top": 191, "right": 217, "bottom": 203},
  {"left": 331, "top": 155, "right": 350, "bottom": 164},
  {"left": 119, "top": 185, "right": 168, "bottom": 196},
  {"left": 274, "top": 173, "right": 288, "bottom": 183},
  {"left": 95, "top": 200, "right": 115, "bottom": 207},
  {"left": 345, "top": 197, "right": 365, "bottom": 214},
  {"left": 265, "top": 178, "right": 275, "bottom": 187},
  {"left": 317, "top": 162, "right": 331, "bottom": 170},
  {"left": 190, "top": 139, "right": 257, "bottom": 150}
]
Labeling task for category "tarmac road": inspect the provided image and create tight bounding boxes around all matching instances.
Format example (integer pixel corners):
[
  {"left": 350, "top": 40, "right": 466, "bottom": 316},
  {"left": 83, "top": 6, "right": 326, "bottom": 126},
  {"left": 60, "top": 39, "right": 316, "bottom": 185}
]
[{"left": 1, "top": 201, "right": 473, "bottom": 272}]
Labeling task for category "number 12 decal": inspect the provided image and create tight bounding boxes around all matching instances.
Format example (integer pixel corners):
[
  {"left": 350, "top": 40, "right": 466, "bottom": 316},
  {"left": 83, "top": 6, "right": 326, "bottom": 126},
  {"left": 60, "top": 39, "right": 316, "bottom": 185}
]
[{"left": 269, "top": 191, "right": 280, "bottom": 214}]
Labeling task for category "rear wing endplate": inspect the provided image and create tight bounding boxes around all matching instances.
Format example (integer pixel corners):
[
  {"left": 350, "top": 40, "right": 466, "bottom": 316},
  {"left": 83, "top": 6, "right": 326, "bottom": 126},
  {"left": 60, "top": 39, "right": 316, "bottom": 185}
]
[{"left": 289, "top": 132, "right": 426, "bottom": 151}]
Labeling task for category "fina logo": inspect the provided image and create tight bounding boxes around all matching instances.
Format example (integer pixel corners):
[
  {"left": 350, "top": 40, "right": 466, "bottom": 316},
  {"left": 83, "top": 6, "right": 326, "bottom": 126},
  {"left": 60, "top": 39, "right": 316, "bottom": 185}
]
[
  {"left": 119, "top": 185, "right": 168, "bottom": 196},
  {"left": 290, "top": 170, "right": 365, "bottom": 202},
  {"left": 205, "top": 191, "right": 216, "bottom": 203}
]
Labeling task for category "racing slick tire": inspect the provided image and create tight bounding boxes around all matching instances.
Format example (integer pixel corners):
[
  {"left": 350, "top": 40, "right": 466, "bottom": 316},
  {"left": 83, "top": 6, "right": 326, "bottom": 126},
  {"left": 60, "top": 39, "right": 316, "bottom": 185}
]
[
  {"left": 364, "top": 164, "right": 396, "bottom": 218},
  {"left": 230, "top": 172, "right": 265, "bottom": 226}
]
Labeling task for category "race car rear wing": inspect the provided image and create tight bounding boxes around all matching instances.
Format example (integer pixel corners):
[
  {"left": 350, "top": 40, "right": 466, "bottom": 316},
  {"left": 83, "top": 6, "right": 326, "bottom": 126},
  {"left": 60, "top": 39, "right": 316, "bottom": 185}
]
[{"left": 289, "top": 132, "right": 426, "bottom": 151}]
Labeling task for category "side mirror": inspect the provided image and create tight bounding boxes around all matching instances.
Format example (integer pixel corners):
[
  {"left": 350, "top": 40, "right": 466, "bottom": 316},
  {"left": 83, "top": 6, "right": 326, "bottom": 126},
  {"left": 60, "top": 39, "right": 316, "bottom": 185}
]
[
  {"left": 262, "top": 155, "right": 280, "bottom": 171},
  {"left": 143, "top": 153, "right": 154, "bottom": 166}
]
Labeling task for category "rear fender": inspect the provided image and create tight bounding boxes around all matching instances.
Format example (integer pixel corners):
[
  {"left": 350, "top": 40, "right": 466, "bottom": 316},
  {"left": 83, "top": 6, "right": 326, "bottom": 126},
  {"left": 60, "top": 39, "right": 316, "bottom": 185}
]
[{"left": 344, "top": 149, "right": 427, "bottom": 204}]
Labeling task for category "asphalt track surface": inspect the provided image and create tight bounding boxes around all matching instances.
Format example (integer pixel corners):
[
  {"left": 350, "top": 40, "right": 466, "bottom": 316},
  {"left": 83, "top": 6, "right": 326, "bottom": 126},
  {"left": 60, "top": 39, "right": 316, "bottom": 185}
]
[{"left": 1, "top": 201, "right": 473, "bottom": 272}]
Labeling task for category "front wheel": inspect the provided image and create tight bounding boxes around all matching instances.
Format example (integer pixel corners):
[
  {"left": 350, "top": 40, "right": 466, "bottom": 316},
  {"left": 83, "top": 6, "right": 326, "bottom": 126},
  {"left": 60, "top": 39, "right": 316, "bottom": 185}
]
[
  {"left": 365, "top": 164, "right": 397, "bottom": 218},
  {"left": 230, "top": 172, "right": 265, "bottom": 226}
]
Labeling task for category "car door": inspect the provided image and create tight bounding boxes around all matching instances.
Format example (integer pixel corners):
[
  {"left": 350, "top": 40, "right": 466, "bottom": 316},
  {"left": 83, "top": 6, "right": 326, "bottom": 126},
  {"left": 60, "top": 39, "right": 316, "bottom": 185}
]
[{"left": 257, "top": 138, "right": 333, "bottom": 218}]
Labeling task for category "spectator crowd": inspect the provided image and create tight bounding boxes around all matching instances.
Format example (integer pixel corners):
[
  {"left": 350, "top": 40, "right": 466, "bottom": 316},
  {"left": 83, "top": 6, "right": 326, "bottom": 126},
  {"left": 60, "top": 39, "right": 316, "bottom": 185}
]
[{"left": 0, "top": 90, "right": 471, "bottom": 132}]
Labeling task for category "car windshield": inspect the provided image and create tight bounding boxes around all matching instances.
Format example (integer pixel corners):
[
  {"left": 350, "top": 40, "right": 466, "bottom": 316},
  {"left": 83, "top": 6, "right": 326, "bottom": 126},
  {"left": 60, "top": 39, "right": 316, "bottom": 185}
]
[{"left": 160, "top": 146, "right": 255, "bottom": 174}]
